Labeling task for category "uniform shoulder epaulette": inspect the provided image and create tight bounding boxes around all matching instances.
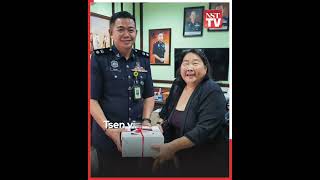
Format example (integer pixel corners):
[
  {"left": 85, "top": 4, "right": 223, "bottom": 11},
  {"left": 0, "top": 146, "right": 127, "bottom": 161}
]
[
  {"left": 133, "top": 49, "right": 149, "bottom": 57},
  {"left": 93, "top": 48, "right": 113, "bottom": 55}
]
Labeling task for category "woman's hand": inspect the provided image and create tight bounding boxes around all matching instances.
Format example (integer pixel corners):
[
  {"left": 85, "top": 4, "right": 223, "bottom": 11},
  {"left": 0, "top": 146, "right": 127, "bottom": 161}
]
[{"left": 151, "top": 143, "right": 176, "bottom": 172}]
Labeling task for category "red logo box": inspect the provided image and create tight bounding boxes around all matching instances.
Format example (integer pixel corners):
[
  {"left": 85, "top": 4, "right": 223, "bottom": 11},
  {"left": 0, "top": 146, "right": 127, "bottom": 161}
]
[{"left": 204, "top": 10, "right": 223, "bottom": 29}]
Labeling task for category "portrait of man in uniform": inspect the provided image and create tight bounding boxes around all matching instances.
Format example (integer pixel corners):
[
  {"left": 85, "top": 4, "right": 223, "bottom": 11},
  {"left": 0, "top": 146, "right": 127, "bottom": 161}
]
[
  {"left": 183, "top": 6, "right": 204, "bottom": 37},
  {"left": 208, "top": 3, "right": 229, "bottom": 31},
  {"left": 149, "top": 28, "right": 171, "bottom": 65}
]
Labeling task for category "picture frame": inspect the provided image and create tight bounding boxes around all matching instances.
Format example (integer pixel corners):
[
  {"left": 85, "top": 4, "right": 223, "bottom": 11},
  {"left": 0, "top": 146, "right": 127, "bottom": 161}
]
[
  {"left": 90, "top": 12, "right": 111, "bottom": 54},
  {"left": 149, "top": 28, "right": 171, "bottom": 65},
  {"left": 183, "top": 6, "right": 204, "bottom": 37},
  {"left": 208, "top": 3, "right": 229, "bottom": 31}
]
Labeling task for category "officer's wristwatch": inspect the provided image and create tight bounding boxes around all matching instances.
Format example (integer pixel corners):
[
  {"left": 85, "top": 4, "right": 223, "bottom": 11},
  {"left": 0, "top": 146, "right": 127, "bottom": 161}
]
[{"left": 142, "top": 118, "right": 151, "bottom": 124}]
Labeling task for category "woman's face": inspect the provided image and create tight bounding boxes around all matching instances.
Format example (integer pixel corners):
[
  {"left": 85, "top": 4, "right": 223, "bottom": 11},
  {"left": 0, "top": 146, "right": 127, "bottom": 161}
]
[{"left": 180, "top": 52, "right": 207, "bottom": 86}]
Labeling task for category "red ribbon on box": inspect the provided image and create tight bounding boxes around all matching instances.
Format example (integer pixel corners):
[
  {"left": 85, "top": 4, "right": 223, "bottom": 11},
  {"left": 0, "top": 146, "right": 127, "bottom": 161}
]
[{"left": 135, "top": 128, "right": 144, "bottom": 157}]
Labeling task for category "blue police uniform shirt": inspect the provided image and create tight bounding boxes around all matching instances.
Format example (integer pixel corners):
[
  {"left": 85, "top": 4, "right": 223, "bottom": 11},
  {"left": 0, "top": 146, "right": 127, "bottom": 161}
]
[
  {"left": 91, "top": 46, "right": 154, "bottom": 152},
  {"left": 153, "top": 41, "right": 165, "bottom": 58}
]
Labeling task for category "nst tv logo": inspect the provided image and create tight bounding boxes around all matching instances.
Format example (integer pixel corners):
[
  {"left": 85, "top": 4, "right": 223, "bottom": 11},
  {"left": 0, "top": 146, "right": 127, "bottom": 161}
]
[{"left": 204, "top": 10, "right": 223, "bottom": 29}]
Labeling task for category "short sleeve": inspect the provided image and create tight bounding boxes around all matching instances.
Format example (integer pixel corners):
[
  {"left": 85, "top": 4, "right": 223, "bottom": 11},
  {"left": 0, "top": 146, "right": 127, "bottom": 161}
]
[
  {"left": 91, "top": 54, "right": 103, "bottom": 100},
  {"left": 142, "top": 57, "right": 154, "bottom": 99}
]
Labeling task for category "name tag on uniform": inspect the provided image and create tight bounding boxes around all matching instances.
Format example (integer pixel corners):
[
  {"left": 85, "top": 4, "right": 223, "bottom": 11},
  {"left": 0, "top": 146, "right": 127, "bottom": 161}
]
[{"left": 133, "top": 85, "right": 142, "bottom": 100}]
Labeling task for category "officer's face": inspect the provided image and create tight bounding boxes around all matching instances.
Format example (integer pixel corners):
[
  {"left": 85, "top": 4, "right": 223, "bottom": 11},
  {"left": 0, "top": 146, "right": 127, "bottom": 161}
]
[
  {"left": 110, "top": 18, "right": 137, "bottom": 50},
  {"left": 190, "top": 12, "right": 196, "bottom": 21},
  {"left": 158, "top": 33, "right": 164, "bottom": 42},
  {"left": 180, "top": 52, "right": 207, "bottom": 86}
]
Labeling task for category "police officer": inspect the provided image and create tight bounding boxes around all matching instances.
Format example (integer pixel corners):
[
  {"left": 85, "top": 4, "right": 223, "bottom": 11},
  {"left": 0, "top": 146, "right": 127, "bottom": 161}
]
[
  {"left": 152, "top": 32, "right": 166, "bottom": 64},
  {"left": 185, "top": 10, "right": 201, "bottom": 32},
  {"left": 90, "top": 11, "right": 155, "bottom": 177}
]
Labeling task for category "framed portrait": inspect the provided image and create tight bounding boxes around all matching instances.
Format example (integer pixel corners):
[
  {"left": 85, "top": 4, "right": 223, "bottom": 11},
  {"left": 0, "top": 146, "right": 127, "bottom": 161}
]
[
  {"left": 208, "top": 3, "right": 229, "bottom": 31},
  {"left": 90, "top": 13, "right": 111, "bottom": 54},
  {"left": 149, "top": 28, "right": 171, "bottom": 65},
  {"left": 183, "top": 6, "right": 204, "bottom": 37}
]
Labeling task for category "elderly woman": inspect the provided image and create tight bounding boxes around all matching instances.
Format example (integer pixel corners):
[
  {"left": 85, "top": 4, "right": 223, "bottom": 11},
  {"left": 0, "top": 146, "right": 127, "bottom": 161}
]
[{"left": 152, "top": 49, "right": 229, "bottom": 177}]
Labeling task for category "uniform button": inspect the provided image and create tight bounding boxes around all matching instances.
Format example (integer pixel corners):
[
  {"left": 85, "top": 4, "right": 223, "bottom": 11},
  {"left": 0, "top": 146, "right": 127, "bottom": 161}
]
[
  {"left": 126, "top": 65, "right": 130, "bottom": 68},
  {"left": 129, "top": 97, "right": 132, "bottom": 100},
  {"left": 128, "top": 86, "right": 132, "bottom": 90},
  {"left": 129, "top": 117, "right": 131, "bottom": 121},
  {"left": 129, "top": 107, "right": 131, "bottom": 111},
  {"left": 114, "top": 75, "right": 117, "bottom": 78},
  {"left": 128, "top": 75, "right": 131, "bottom": 79}
]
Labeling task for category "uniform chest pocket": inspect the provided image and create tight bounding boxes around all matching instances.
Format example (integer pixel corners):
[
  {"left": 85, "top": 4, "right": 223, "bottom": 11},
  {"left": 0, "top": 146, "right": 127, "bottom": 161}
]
[{"left": 105, "top": 70, "right": 125, "bottom": 81}]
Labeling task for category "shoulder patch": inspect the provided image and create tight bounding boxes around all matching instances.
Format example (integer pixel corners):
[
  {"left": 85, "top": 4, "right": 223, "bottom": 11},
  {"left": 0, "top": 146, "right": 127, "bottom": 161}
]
[
  {"left": 133, "top": 49, "right": 149, "bottom": 58},
  {"left": 94, "top": 48, "right": 112, "bottom": 55}
]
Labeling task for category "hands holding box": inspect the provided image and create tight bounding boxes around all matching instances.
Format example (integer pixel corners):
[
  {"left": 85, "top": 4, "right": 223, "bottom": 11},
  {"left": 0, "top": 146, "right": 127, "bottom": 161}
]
[{"left": 121, "top": 126, "right": 164, "bottom": 157}]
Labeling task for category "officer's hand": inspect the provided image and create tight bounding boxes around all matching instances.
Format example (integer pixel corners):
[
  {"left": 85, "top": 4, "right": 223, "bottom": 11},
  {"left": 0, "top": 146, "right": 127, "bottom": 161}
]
[
  {"left": 160, "top": 58, "right": 165, "bottom": 62},
  {"left": 105, "top": 128, "right": 125, "bottom": 152},
  {"left": 142, "top": 120, "right": 152, "bottom": 127}
]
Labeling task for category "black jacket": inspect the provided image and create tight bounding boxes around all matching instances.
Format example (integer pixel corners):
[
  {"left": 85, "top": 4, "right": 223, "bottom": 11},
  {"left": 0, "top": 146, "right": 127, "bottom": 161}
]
[{"left": 159, "top": 78, "right": 229, "bottom": 176}]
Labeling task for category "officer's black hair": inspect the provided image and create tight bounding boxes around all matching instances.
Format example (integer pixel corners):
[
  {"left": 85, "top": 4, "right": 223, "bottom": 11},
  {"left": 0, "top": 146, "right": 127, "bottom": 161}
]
[
  {"left": 110, "top": 11, "right": 136, "bottom": 28},
  {"left": 175, "top": 49, "right": 212, "bottom": 86}
]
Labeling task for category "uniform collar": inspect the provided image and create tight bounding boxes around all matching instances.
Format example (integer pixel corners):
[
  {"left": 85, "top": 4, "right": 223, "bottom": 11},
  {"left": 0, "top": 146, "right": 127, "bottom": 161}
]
[{"left": 111, "top": 45, "right": 135, "bottom": 61}]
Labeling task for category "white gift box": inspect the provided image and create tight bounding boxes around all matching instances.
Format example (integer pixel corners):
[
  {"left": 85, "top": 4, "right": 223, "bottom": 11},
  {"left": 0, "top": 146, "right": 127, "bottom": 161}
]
[{"left": 121, "top": 126, "right": 164, "bottom": 157}]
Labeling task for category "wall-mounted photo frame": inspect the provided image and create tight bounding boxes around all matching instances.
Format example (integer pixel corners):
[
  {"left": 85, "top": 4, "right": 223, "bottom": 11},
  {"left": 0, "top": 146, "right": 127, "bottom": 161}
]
[
  {"left": 149, "top": 28, "right": 171, "bottom": 65},
  {"left": 183, "top": 6, "right": 204, "bottom": 37},
  {"left": 90, "top": 13, "right": 111, "bottom": 54},
  {"left": 208, "top": 3, "right": 229, "bottom": 31}
]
